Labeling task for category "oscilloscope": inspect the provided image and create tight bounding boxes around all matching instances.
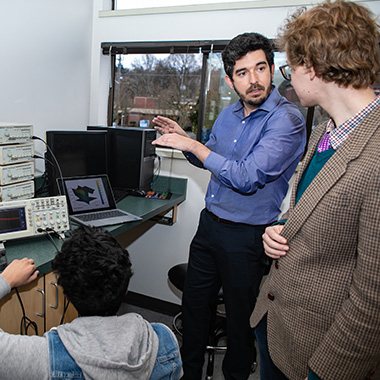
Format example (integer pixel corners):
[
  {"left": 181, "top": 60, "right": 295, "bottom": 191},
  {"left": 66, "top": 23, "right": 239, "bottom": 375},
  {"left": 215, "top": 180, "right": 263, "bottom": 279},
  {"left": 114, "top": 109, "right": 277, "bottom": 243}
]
[{"left": 0, "top": 196, "right": 70, "bottom": 242}]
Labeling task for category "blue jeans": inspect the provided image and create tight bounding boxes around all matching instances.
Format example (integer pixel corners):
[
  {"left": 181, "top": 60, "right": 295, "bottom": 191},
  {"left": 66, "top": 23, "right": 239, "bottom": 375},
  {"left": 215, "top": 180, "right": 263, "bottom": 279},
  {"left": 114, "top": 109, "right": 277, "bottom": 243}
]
[
  {"left": 47, "top": 323, "right": 182, "bottom": 380},
  {"left": 47, "top": 329, "right": 84, "bottom": 379},
  {"left": 149, "top": 323, "right": 182, "bottom": 380}
]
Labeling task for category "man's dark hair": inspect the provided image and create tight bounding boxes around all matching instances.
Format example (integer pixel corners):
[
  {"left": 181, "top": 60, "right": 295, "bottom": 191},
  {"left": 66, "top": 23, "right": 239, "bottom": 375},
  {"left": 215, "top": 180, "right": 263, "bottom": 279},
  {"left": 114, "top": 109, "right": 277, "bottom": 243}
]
[
  {"left": 222, "top": 32, "right": 274, "bottom": 80},
  {"left": 51, "top": 225, "right": 133, "bottom": 317}
]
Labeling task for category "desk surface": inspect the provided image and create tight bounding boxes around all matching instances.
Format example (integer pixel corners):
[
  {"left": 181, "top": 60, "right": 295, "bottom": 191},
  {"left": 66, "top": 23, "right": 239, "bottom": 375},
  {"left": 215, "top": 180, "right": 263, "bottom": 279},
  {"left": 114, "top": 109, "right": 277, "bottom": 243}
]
[{"left": 3, "top": 176, "right": 187, "bottom": 275}]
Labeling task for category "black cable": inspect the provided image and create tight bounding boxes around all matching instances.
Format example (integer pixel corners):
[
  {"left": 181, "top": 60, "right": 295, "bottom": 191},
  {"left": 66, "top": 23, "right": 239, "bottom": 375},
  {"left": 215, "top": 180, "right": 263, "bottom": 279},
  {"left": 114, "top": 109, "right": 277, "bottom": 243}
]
[
  {"left": 13, "top": 229, "right": 67, "bottom": 334},
  {"left": 43, "top": 230, "right": 72, "bottom": 326},
  {"left": 15, "top": 288, "right": 38, "bottom": 335},
  {"left": 60, "top": 297, "right": 70, "bottom": 325},
  {"left": 153, "top": 154, "right": 162, "bottom": 178},
  {"left": 33, "top": 155, "right": 56, "bottom": 196},
  {"left": 36, "top": 158, "right": 57, "bottom": 193},
  {"left": 37, "top": 228, "right": 62, "bottom": 251},
  {"left": 45, "top": 227, "right": 65, "bottom": 242},
  {"left": 152, "top": 150, "right": 173, "bottom": 194},
  {"left": 32, "top": 136, "right": 66, "bottom": 196},
  {"left": 37, "top": 228, "right": 70, "bottom": 326}
]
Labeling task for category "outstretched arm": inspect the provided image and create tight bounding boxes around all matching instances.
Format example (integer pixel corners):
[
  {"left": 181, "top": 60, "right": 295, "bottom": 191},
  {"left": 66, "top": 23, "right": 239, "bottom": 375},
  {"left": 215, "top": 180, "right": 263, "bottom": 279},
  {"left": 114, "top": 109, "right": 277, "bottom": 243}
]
[
  {"left": 152, "top": 116, "right": 189, "bottom": 137},
  {"left": 1, "top": 258, "right": 38, "bottom": 288},
  {"left": 152, "top": 115, "right": 210, "bottom": 167},
  {"left": 153, "top": 132, "right": 211, "bottom": 164}
]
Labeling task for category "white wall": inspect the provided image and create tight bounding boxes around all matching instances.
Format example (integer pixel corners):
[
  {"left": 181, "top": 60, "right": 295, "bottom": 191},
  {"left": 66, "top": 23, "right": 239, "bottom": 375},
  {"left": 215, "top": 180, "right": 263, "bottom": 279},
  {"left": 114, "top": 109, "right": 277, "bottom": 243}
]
[
  {"left": 0, "top": 0, "right": 94, "bottom": 174},
  {"left": 89, "top": 0, "right": 380, "bottom": 304},
  {"left": 120, "top": 154, "right": 210, "bottom": 304}
]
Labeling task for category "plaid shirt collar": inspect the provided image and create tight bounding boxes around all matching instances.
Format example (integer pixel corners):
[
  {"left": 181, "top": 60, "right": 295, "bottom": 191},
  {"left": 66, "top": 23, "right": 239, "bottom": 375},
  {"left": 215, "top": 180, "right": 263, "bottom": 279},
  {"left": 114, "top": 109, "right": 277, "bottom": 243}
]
[{"left": 326, "top": 95, "right": 380, "bottom": 150}]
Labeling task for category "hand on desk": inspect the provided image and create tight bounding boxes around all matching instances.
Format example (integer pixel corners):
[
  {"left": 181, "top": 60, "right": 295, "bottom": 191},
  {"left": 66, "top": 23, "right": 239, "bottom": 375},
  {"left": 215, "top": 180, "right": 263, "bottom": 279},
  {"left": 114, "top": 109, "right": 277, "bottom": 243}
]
[
  {"left": 262, "top": 225, "right": 289, "bottom": 260},
  {"left": 1, "top": 258, "right": 39, "bottom": 288}
]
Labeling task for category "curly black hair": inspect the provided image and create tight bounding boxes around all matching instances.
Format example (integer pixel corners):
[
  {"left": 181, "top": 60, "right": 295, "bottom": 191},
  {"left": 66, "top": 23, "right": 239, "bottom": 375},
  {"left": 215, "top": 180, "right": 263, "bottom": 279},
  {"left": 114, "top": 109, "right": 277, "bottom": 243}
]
[
  {"left": 222, "top": 32, "right": 274, "bottom": 80},
  {"left": 51, "top": 225, "right": 133, "bottom": 317}
]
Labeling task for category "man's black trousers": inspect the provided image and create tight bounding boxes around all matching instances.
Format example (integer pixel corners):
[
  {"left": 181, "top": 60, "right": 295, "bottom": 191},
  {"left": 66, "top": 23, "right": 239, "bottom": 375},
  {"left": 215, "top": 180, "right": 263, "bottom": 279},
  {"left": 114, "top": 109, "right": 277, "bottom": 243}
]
[{"left": 181, "top": 208, "right": 268, "bottom": 380}]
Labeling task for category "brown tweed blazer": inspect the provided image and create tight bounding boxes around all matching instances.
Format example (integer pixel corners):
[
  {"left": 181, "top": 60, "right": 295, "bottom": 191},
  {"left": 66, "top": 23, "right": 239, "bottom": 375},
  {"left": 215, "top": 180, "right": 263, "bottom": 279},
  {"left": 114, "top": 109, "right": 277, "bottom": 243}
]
[{"left": 251, "top": 104, "right": 380, "bottom": 380}]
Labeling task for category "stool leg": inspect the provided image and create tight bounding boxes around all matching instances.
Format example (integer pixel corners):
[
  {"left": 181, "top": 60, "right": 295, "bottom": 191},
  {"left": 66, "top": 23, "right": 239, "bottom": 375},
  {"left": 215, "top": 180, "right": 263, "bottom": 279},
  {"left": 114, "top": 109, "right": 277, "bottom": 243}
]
[
  {"left": 251, "top": 337, "right": 258, "bottom": 373},
  {"left": 205, "top": 349, "right": 215, "bottom": 380},
  {"left": 204, "top": 301, "right": 218, "bottom": 380}
]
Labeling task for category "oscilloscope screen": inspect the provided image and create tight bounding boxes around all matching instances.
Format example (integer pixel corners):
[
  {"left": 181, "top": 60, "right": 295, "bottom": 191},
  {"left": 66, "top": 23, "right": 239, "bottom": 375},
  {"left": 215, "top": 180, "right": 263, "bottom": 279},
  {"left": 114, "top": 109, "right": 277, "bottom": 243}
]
[{"left": 0, "top": 208, "right": 27, "bottom": 234}]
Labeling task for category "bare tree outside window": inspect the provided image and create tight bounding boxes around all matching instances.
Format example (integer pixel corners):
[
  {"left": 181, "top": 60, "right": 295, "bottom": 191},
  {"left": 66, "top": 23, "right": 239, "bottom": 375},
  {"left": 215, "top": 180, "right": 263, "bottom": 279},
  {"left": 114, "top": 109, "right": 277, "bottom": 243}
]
[
  {"left": 104, "top": 42, "right": 319, "bottom": 144},
  {"left": 113, "top": 53, "right": 202, "bottom": 138}
]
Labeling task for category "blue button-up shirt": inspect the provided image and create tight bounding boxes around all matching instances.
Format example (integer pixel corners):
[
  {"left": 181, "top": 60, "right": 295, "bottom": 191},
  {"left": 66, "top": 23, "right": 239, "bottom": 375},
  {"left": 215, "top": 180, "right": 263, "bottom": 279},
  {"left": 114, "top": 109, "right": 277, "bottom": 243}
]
[{"left": 185, "top": 87, "right": 306, "bottom": 225}]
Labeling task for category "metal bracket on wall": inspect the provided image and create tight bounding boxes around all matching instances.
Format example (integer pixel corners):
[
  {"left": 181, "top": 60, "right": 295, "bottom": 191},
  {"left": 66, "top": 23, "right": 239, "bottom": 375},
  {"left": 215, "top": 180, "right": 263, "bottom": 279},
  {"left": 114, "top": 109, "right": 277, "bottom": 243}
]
[{"left": 151, "top": 205, "right": 178, "bottom": 226}]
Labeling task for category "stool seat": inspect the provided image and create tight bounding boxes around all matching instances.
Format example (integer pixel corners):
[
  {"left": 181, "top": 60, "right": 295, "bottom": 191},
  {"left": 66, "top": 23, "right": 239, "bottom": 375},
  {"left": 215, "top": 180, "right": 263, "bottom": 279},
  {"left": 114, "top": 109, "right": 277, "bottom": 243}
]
[
  {"left": 168, "top": 263, "right": 187, "bottom": 291},
  {"left": 168, "top": 263, "right": 224, "bottom": 302}
]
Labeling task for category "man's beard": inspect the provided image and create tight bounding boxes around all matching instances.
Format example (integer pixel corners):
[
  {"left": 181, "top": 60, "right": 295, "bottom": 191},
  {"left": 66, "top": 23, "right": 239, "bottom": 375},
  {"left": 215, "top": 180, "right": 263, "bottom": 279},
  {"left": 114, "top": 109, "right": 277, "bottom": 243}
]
[{"left": 234, "top": 83, "right": 272, "bottom": 108}]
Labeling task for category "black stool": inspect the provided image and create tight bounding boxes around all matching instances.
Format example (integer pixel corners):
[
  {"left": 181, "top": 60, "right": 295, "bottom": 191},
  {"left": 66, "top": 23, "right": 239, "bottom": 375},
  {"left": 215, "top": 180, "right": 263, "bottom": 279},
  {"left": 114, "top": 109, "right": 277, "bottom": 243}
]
[{"left": 168, "top": 263, "right": 257, "bottom": 380}]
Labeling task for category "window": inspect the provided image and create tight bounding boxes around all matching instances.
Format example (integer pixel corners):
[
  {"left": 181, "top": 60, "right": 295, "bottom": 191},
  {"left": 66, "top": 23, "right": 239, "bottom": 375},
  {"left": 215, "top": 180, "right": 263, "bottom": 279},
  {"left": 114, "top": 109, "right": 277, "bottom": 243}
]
[
  {"left": 113, "top": 53, "right": 203, "bottom": 138},
  {"left": 115, "top": 0, "right": 259, "bottom": 9},
  {"left": 102, "top": 41, "right": 316, "bottom": 143}
]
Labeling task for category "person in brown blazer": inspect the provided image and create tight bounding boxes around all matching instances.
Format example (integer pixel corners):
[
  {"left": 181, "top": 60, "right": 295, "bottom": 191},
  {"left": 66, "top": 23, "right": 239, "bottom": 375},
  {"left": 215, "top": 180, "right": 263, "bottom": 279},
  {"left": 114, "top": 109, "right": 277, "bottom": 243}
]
[{"left": 250, "top": 1, "right": 380, "bottom": 380}]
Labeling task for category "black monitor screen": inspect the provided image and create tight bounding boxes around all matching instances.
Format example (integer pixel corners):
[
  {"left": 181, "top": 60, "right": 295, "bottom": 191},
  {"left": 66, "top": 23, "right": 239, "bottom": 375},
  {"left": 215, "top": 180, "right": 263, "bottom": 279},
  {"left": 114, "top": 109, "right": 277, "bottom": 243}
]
[{"left": 45, "top": 130, "right": 108, "bottom": 195}]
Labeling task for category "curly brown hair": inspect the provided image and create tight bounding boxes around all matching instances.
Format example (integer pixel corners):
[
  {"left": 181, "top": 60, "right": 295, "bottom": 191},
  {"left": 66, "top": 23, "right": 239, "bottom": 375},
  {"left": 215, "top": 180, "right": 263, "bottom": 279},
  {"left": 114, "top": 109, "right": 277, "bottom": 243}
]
[{"left": 277, "top": 0, "right": 380, "bottom": 89}]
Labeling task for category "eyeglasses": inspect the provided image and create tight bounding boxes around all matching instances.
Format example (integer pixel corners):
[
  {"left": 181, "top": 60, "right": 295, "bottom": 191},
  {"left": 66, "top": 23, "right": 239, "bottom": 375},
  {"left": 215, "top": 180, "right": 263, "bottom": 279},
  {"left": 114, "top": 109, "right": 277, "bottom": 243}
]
[{"left": 279, "top": 64, "right": 292, "bottom": 81}]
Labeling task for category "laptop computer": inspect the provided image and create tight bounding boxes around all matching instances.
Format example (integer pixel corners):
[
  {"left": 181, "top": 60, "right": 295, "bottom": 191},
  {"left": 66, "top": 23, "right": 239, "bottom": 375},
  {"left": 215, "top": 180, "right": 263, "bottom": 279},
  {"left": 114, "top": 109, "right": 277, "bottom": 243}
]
[{"left": 57, "top": 174, "right": 141, "bottom": 227}]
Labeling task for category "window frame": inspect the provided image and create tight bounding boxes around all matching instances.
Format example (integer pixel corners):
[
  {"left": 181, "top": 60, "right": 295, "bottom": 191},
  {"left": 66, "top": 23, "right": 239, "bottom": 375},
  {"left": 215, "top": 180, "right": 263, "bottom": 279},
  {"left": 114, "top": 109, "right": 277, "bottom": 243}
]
[{"left": 101, "top": 40, "right": 314, "bottom": 143}]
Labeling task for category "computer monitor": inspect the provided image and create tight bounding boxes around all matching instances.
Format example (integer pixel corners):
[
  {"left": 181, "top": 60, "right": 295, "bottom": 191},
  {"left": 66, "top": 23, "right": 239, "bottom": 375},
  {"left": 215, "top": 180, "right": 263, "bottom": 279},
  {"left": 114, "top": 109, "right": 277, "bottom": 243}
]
[
  {"left": 87, "top": 126, "right": 156, "bottom": 192},
  {"left": 45, "top": 130, "right": 108, "bottom": 195}
]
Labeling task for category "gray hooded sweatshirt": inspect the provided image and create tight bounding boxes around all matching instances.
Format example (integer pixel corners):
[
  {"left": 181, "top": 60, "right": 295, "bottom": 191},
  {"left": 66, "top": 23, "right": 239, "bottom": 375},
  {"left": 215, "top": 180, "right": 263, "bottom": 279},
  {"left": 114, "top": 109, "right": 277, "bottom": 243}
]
[{"left": 0, "top": 276, "right": 159, "bottom": 380}]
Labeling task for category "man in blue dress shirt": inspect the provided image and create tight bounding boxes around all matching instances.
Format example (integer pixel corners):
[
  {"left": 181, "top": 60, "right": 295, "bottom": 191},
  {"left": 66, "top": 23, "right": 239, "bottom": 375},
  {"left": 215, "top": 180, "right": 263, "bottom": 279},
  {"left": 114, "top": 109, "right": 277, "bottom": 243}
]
[{"left": 152, "top": 32, "right": 306, "bottom": 380}]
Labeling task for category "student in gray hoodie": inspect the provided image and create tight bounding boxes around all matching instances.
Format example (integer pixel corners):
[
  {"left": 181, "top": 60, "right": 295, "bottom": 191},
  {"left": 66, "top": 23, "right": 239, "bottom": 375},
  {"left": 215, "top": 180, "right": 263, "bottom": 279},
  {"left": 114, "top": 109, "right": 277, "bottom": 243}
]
[{"left": 0, "top": 225, "right": 182, "bottom": 380}]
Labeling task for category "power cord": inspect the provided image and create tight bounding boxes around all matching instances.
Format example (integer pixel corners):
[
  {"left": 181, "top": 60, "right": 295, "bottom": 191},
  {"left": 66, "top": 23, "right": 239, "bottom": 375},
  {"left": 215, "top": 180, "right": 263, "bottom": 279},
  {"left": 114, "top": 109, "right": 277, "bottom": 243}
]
[
  {"left": 37, "top": 227, "right": 64, "bottom": 253},
  {"left": 0, "top": 241, "right": 38, "bottom": 335},
  {"left": 39, "top": 228, "right": 71, "bottom": 324},
  {"left": 15, "top": 288, "right": 39, "bottom": 335},
  {"left": 60, "top": 297, "right": 70, "bottom": 325},
  {"left": 15, "top": 228, "right": 70, "bottom": 331},
  {"left": 32, "top": 136, "right": 66, "bottom": 197},
  {"left": 33, "top": 155, "right": 55, "bottom": 196}
]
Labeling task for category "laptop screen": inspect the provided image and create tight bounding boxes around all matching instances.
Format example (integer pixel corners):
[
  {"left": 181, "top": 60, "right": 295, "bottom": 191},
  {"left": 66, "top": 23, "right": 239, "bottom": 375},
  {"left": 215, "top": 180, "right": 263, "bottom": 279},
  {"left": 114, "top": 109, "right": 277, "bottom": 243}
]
[{"left": 58, "top": 175, "right": 116, "bottom": 215}]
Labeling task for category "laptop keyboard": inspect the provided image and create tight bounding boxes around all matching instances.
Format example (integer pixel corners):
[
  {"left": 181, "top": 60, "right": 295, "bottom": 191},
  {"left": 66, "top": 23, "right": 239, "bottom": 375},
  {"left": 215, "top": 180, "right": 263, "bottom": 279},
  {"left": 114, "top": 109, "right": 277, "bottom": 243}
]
[{"left": 76, "top": 210, "right": 126, "bottom": 222}]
